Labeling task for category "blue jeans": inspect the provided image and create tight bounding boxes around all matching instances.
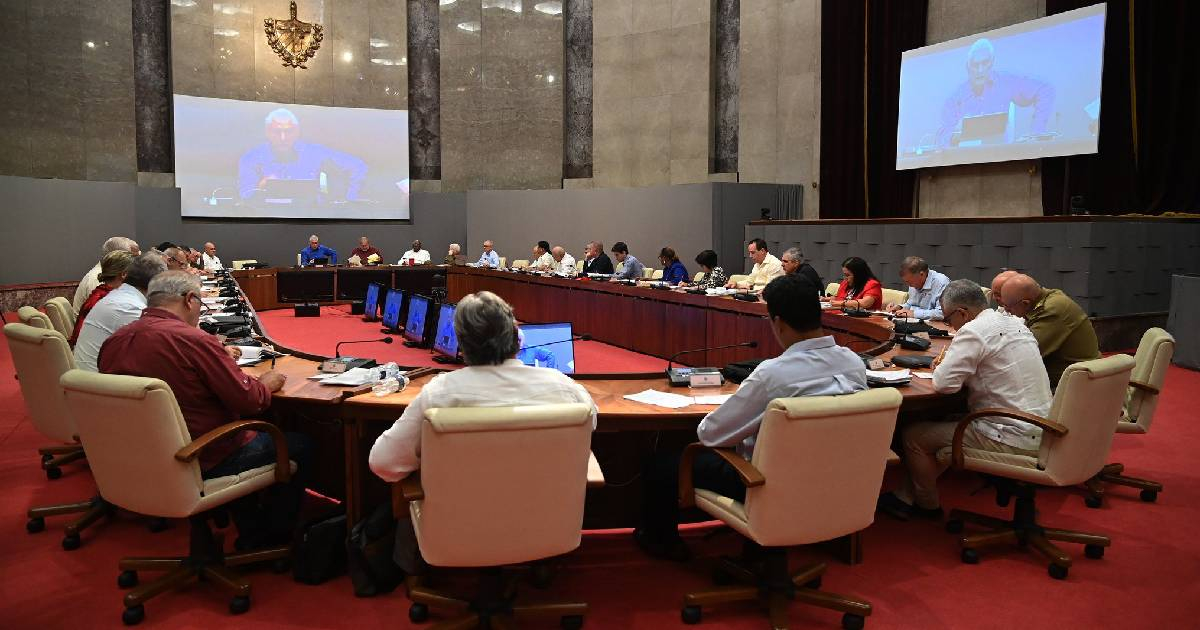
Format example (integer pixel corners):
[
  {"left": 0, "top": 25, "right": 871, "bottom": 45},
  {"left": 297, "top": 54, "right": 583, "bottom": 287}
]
[{"left": 203, "top": 431, "right": 314, "bottom": 548}]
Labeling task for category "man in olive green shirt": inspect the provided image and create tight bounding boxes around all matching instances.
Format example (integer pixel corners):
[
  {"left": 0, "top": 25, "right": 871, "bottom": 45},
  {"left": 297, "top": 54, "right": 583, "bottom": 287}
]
[{"left": 1001, "top": 274, "right": 1100, "bottom": 387}]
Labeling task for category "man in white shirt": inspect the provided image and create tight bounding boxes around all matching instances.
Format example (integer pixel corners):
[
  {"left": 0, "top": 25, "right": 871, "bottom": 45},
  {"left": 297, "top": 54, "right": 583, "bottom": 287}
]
[
  {"left": 550, "top": 246, "right": 577, "bottom": 276},
  {"left": 878, "top": 279, "right": 1052, "bottom": 521},
  {"left": 887, "top": 256, "right": 951, "bottom": 320},
  {"left": 727, "top": 238, "right": 784, "bottom": 289},
  {"left": 398, "top": 239, "right": 431, "bottom": 266},
  {"left": 637, "top": 274, "right": 867, "bottom": 561},
  {"left": 201, "top": 242, "right": 224, "bottom": 272},
  {"left": 74, "top": 253, "right": 167, "bottom": 372},
  {"left": 73, "top": 236, "right": 140, "bottom": 311},
  {"left": 475, "top": 239, "right": 501, "bottom": 268},
  {"left": 527, "top": 240, "right": 554, "bottom": 270}
]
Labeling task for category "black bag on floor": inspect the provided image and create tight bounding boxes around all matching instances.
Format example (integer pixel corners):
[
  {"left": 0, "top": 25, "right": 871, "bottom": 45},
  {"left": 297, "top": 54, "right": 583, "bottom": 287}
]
[
  {"left": 292, "top": 513, "right": 348, "bottom": 585},
  {"left": 347, "top": 502, "right": 404, "bottom": 597}
]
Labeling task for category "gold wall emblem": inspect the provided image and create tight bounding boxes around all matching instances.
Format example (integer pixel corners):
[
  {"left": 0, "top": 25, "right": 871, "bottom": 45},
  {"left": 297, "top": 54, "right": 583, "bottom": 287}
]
[{"left": 264, "top": 1, "right": 324, "bottom": 69}]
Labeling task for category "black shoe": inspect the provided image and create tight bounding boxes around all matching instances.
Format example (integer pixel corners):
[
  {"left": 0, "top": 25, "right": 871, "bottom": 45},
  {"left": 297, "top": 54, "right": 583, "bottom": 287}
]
[
  {"left": 877, "top": 492, "right": 943, "bottom": 521},
  {"left": 633, "top": 527, "right": 692, "bottom": 563}
]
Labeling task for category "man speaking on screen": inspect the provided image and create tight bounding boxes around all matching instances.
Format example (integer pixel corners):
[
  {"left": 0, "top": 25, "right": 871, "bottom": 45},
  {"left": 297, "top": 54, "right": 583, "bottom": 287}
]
[
  {"left": 238, "top": 108, "right": 368, "bottom": 203},
  {"left": 935, "top": 38, "right": 1056, "bottom": 148}
]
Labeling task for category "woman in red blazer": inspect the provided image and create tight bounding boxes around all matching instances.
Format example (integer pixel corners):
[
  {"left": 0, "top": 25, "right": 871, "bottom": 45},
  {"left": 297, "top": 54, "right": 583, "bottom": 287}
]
[{"left": 824, "top": 256, "right": 882, "bottom": 310}]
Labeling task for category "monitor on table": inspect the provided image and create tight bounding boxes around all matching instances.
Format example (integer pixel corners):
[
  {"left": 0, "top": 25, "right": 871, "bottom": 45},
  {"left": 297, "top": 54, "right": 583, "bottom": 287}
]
[
  {"left": 363, "top": 282, "right": 384, "bottom": 321},
  {"left": 517, "top": 322, "right": 575, "bottom": 374},
  {"left": 380, "top": 288, "right": 404, "bottom": 331},
  {"left": 403, "top": 294, "right": 430, "bottom": 344},
  {"left": 432, "top": 303, "right": 459, "bottom": 358}
]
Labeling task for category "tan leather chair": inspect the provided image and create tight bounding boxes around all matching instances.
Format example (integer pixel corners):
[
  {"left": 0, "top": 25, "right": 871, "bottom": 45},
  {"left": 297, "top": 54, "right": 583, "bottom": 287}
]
[
  {"left": 678, "top": 389, "right": 902, "bottom": 629},
  {"left": 825, "top": 282, "right": 840, "bottom": 297},
  {"left": 1083, "top": 328, "right": 1174, "bottom": 507},
  {"left": 729, "top": 274, "right": 751, "bottom": 287},
  {"left": 60, "top": 370, "right": 295, "bottom": 625},
  {"left": 651, "top": 269, "right": 664, "bottom": 280},
  {"left": 511, "top": 258, "right": 530, "bottom": 269},
  {"left": 4, "top": 323, "right": 114, "bottom": 549},
  {"left": 694, "top": 271, "right": 705, "bottom": 282},
  {"left": 230, "top": 259, "right": 257, "bottom": 270},
  {"left": 882, "top": 288, "right": 908, "bottom": 308},
  {"left": 396, "top": 403, "right": 596, "bottom": 629},
  {"left": 943, "top": 354, "right": 1135, "bottom": 580},
  {"left": 44, "top": 297, "right": 76, "bottom": 338},
  {"left": 17, "top": 306, "right": 52, "bottom": 329},
  {"left": 498, "top": 256, "right": 507, "bottom": 268},
  {"left": 643, "top": 267, "right": 656, "bottom": 279}
]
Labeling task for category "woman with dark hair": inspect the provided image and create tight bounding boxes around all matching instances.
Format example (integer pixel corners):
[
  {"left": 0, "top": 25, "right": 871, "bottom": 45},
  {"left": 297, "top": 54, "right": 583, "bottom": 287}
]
[
  {"left": 658, "top": 247, "right": 689, "bottom": 286},
  {"left": 691, "top": 250, "right": 727, "bottom": 290},
  {"left": 824, "top": 256, "right": 882, "bottom": 310}
]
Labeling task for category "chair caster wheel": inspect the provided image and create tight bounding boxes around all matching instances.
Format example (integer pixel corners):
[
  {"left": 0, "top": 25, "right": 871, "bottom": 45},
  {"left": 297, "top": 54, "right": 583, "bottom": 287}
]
[
  {"left": 118, "top": 570, "right": 138, "bottom": 589},
  {"left": 843, "top": 613, "right": 866, "bottom": 630},
  {"left": 26, "top": 517, "right": 45, "bottom": 534},
  {"left": 61, "top": 534, "right": 81, "bottom": 551},
  {"left": 122, "top": 605, "right": 145, "bottom": 626},
  {"left": 1048, "top": 563, "right": 1068, "bottom": 580},
  {"left": 409, "top": 603, "right": 429, "bottom": 623},
  {"left": 146, "top": 518, "right": 168, "bottom": 533},
  {"left": 531, "top": 563, "right": 553, "bottom": 589},
  {"left": 45, "top": 466, "right": 62, "bottom": 480},
  {"left": 681, "top": 605, "right": 702, "bottom": 625},
  {"left": 1140, "top": 489, "right": 1158, "bottom": 502},
  {"left": 1084, "top": 495, "right": 1103, "bottom": 509},
  {"left": 945, "top": 520, "right": 963, "bottom": 534},
  {"left": 42, "top": 453, "right": 54, "bottom": 464},
  {"left": 995, "top": 492, "right": 1011, "bottom": 508},
  {"left": 961, "top": 548, "right": 979, "bottom": 564},
  {"left": 805, "top": 577, "right": 822, "bottom": 589},
  {"left": 229, "top": 595, "right": 251, "bottom": 615},
  {"left": 711, "top": 567, "right": 733, "bottom": 586},
  {"left": 1084, "top": 544, "right": 1105, "bottom": 559},
  {"left": 561, "top": 614, "right": 584, "bottom": 630}
]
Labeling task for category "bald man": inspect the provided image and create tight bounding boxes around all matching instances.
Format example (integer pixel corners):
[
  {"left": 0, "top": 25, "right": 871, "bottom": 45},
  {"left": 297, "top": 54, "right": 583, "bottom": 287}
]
[
  {"left": 1000, "top": 274, "right": 1100, "bottom": 387},
  {"left": 550, "top": 246, "right": 577, "bottom": 276},
  {"left": 990, "top": 270, "right": 1017, "bottom": 311}
]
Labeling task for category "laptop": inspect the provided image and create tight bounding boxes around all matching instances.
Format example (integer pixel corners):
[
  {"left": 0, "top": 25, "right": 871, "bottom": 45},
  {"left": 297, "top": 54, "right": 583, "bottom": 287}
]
[
  {"left": 380, "top": 288, "right": 404, "bottom": 332},
  {"left": 431, "top": 303, "right": 461, "bottom": 363},
  {"left": 261, "top": 178, "right": 320, "bottom": 204},
  {"left": 363, "top": 282, "right": 384, "bottom": 322},
  {"left": 517, "top": 322, "right": 576, "bottom": 374},
  {"left": 403, "top": 294, "right": 431, "bottom": 346},
  {"left": 958, "top": 110, "right": 1009, "bottom": 147}
]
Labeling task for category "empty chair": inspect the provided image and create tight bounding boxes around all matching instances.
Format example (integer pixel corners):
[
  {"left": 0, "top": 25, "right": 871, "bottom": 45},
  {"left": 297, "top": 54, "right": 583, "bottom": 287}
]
[
  {"left": 511, "top": 258, "right": 530, "bottom": 269},
  {"left": 642, "top": 267, "right": 655, "bottom": 279},
  {"left": 825, "top": 282, "right": 840, "bottom": 297},
  {"left": 1083, "top": 328, "right": 1175, "bottom": 507},
  {"left": 944, "top": 354, "right": 1135, "bottom": 580},
  {"left": 230, "top": 259, "right": 257, "bottom": 270},
  {"left": 18, "top": 306, "right": 52, "bottom": 330},
  {"left": 59, "top": 370, "right": 295, "bottom": 625},
  {"left": 44, "top": 297, "right": 76, "bottom": 338},
  {"left": 651, "top": 269, "right": 664, "bottom": 280},
  {"left": 679, "top": 389, "right": 902, "bottom": 629},
  {"left": 498, "top": 256, "right": 507, "bottom": 268},
  {"left": 399, "top": 403, "right": 595, "bottom": 629}
]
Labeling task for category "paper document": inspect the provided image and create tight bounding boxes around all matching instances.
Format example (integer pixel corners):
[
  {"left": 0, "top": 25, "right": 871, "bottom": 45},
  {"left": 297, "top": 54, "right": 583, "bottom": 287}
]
[
  {"left": 867, "top": 369, "right": 911, "bottom": 382},
  {"left": 315, "top": 368, "right": 378, "bottom": 386},
  {"left": 623, "top": 390, "right": 697, "bottom": 409},
  {"left": 693, "top": 394, "right": 734, "bottom": 405},
  {"left": 913, "top": 372, "right": 934, "bottom": 379}
]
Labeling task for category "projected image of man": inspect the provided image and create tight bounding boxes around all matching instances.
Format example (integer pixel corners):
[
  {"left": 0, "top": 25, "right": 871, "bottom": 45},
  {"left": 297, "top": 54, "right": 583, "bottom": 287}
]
[
  {"left": 936, "top": 38, "right": 1055, "bottom": 147},
  {"left": 517, "top": 331, "right": 557, "bottom": 370},
  {"left": 238, "top": 108, "right": 368, "bottom": 202}
]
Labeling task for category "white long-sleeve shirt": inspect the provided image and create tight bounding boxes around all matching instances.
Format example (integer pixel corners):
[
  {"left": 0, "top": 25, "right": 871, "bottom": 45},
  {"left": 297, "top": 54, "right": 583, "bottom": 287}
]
[
  {"left": 553, "top": 253, "right": 577, "bottom": 276},
  {"left": 73, "top": 284, "right": 147, "bottom": 372},
  {"left": 73, "top": 262, "right": 103, "bottom": 311},
  {"left": 746, "top": 253, "right": 785, "bottom": 288},
  {"left": 696, "top": 336, "right": 868, "bottom": 459},
  {"left": 399, "top": 249, "right": 431, "bottom": 265},
  {"left": 932, "top": 308, "right": 1053, "bottom": 450},
  {"left": 201, "top": 252, "right": 224, "bottom": 271},
  {"left": 368, "top": 359, "right": 597, "bottom": 481}
]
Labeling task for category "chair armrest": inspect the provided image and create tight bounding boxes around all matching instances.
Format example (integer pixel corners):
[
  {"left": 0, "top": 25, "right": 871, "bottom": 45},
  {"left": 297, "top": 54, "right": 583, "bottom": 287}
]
[
  {"left": 677, "top": 443, "right": 765, "bottom": 509},
  {"left": 1129, "top": 380, "right": 1159, "bottom": 395},
  {"left": 950, "top": 408, "right": 1067, "bottom": 469},
  {"left": 174, "top": 420, "right": 291, "bottom": 483},
  {"left": 390, "top": 473, "right": 424, "bottom": 516},
  {"left": 587, "top": 451, "right": 605, "bottom": 488}
]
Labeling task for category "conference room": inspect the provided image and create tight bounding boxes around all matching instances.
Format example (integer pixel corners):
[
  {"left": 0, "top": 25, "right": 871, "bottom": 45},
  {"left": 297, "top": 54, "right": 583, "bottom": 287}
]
[{"left": 3, "top": 1, "right": 1200, "bottom": 629}]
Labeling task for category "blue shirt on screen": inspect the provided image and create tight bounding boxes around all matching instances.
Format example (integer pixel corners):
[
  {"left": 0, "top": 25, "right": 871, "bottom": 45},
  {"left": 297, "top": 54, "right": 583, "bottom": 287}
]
[
  {"left": 937, "top": 71, "right": 1056, "bottom": 147},
  {"left": 300, "top": 245, "right": 338, "bottom": 265},
  {"left": 662, "top": 260, "right": 689, "bottom": 285},
  {"left": 238, "top": 141, "right": 368, "bottom": 200}
]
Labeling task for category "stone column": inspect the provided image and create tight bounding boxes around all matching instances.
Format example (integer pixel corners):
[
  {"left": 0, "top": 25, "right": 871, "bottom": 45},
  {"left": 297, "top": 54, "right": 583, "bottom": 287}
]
[
  {"left": 713, "top": 0, "right": 739, "bottom": 174},
  {"left": 132, "top": 0, "right": 173, "bottom": 182},
  {"left": 408, "top": 0, "right": 441, "bottom": 180},
  {"left": 563, "top": 0, "right": 593, "bottom": 180}
]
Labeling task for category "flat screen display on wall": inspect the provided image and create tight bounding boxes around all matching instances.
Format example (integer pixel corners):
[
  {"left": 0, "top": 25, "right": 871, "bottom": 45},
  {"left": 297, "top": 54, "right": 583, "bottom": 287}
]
[
  {"left": 174, "top": 95, "right": 410, "bottom": 220},
  {"left": 896, "top": 3, "right": 1106, "bottom": 171}
]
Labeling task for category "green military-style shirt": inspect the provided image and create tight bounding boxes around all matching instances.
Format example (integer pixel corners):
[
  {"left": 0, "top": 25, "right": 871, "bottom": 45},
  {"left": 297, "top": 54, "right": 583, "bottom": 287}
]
[{"left": 1024, "top": 288, "right": 1101, "bottom": 387}]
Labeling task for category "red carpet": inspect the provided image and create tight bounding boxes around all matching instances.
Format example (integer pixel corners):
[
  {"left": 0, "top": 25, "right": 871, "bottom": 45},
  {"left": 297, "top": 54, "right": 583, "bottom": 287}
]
[
  {"left": 257, "top": 305, "right": 670, "bottom": 373},
  {"left": 2, "top": 320, "right": 1199, "bottom": 628}
]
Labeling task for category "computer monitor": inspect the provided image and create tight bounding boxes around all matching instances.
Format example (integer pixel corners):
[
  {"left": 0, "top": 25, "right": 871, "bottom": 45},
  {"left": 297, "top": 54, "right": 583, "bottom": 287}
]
[
  {"left": 312, "top": 256, "right": 329, "bottom": 266},
  {"left": 403, "top": 294, "right": 430, "bottom": 344},
  {"left": 517, "top": 322, "right": 575, "bottom": 374},
  {"left": 380, "top": 288, "right": 404, "bottom": 331},
  {"left": 432, "top": 303, "right": 459, "bottom": 358},
  {"left": 363, "top": 282, "right": 384, "bottom": 321}
]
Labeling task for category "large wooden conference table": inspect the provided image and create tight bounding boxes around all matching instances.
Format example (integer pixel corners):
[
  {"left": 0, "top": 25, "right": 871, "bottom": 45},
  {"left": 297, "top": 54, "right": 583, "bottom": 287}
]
[{"left": 236, "top": 267, "right": 959, "bottom": 560}]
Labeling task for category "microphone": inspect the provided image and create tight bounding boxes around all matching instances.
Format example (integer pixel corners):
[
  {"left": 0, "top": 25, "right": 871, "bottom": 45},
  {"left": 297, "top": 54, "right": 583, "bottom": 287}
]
[
  {"left": 521, "top": 334, "right": 591, "bottom": 351},
  {"left": 335, "top": 336, "right": 394, "bottom": 358},
  {"left": 665, "top": 341, "right": 758, "bottom": 387}
]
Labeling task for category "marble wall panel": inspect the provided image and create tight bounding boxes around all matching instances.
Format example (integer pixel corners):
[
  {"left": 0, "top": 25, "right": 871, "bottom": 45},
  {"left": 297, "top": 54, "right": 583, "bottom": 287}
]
[
  {"left": 564, "top": 0, "right": 593, "bottom": 179},
  {"left": 133, "top": 0, "right": 173, "bottom": 174},
  {"left": 87, "top": 1, "right": 138, "bottom": 181},
  {"left": 27, "top": 0, "right": 87, "bottom": 180},
  {"left": 713, "top": 0, "right": 739, "bottom": 174},
  {"left": 0, "top": 0, "right": 33, "bottom": 177},
  {"left": 438, "top": 0, "right": 482, "bottom": 192},
  {"left": 408, "top": 0, "right": 441, "bottom": 180}
]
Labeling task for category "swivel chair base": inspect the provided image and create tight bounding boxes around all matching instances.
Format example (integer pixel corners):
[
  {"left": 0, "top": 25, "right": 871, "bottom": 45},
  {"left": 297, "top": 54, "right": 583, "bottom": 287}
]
[
  {"left": 407, "top": 567, "right": 587, "bottom": 630},
  {"left": 115, "top": 513, "right": 289, "bottom": 625},
  {"left": 26, "top": 496, "right": 113, "bottom": 550},
  {"left": 1082, "top": 462, "right": 1163, "bottom": 508},
  {"left": 38, "top": 443, "right": 85, "bottom": 480},
  {"left": 681, "top": 542, "right": 871, "bottom": 629}
]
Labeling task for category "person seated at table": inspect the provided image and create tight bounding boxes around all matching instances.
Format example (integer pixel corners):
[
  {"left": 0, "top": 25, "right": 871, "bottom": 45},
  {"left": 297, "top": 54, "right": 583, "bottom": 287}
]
[
  {"left": 886, "top": 256, "right": 950, "bottom": 320},
  {"left": 691, "top": 249, "right": 727, "bottom": 290},
  {"left": 476, "top": 240, "right": 501, "bottom": 268},
  {"left": 399, "top": 240, "right": 431, "bottom": 266},
  {"left": 822, "top": 256, "right": 882, "bottom": 310},
  {"left": 443, "top": 243, "right": 465, "bottom": 265},
  {"left": 998, "top": 273, "right": 1100, "bottom": 388},
  {"left": 550, "top": 246, "right": 577, "bottom": 276},
  {"left": 74, "top": 236, "right": 140, "bottom": 311},
  {"left": 74, "top": 253, "right": 167, "bottom": 372},
  {"left": 69, "top": 250, "right": 133, "bottom": 346},
  {"left": 635, "top": 274, "right": 868, "bottom": 561},
  {"left": 990, "top": 269, "right": 1018, "bottom": 311},
  {"left": 581, "top": 241, "right": 614, "bottom": 275},
  {"left": 609, "top": 242, "right": 645, "bottom": 281},
  {"left": 180, "top": 245, "right": 203, "bottom": 271},
  {"left": 657, "top": 247, "right": 689, "bottom": 285},
  {"left": 202, "top": 241, "right": 224, "bottom": 272},
  {"left": 726, "top": 238, "right": 783, "bottom": 289},
  {"left": 368, "top": 290, "right": 597, "bottom": 573},
  {"left": 529, "top": 240, "right": 554, "bottom": 270},
  {"left": 98, "top": 271, "right": 309, "bottom": 550},
  {"left": 878, "top": 279, "right": 1052, "bottom": 521},
  {"left": 300, "top": 234, "right": 337, "bottom": 266},
  {"left": 163, "top": 246, "right": 200, "bottom": 276},
  {"left": 780, "top": 247, "right": 822, "bottom": 290},
  {"left": 350, "top": 236, "right": 382, "bottom": 263}
]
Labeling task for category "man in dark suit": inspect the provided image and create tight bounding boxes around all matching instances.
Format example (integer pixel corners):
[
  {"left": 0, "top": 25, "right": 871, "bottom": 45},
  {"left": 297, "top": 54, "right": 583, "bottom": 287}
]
[{"left": 581, "top": 240, "right": 614, "bottom": 275}]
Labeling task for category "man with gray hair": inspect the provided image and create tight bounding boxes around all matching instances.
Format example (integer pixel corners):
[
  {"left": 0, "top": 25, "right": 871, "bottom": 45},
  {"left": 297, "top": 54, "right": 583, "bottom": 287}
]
[
  {"left": 780, "top": 247, "right": 823, "bottom": 290},
  {"left": 98, "top": 271, "right": 308, "bottom": 550},
  {"left": 73, "top": 236, "right": 141, "bottom": 311},
  {"left": 443, "top": 243, "right": 463, "bottom": 265},
  {"left": 887, "top": 256, "right": 950, "bottom": 320},
  {"left": 73, "top": 253, "right": 166, "bottom": 372},
  {"left": 300, "top": 234, "right": 337, "bottom": 265},
  {"left": 878, "top": 279, "right": 1052, "bottom": 521},
  {"left": 238, "top": 107, "right": 367, "bottom": 202}
]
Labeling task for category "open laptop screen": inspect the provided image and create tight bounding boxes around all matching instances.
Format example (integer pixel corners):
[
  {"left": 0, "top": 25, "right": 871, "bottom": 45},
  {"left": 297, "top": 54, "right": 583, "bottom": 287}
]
[
  {"left": 380, "top": 288, "right": 403, "bottom": 329},
  {"left": 432, "top": 303, "right": 459, "bottom": 357},
  {"left": 404, "top": 294, "right": 430, "bottom": 343},
  {"left": 517, "top": 322, "right": 575, "bottom": 374}
]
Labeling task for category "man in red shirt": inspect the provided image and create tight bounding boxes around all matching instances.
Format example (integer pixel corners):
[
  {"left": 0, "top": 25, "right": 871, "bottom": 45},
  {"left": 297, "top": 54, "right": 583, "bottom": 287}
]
[
  {"left": 349, "top": 236, "right": 382, "bottom": 264},
  {"left": 98, "top": 271, "right": 311, "bottom": 549}
]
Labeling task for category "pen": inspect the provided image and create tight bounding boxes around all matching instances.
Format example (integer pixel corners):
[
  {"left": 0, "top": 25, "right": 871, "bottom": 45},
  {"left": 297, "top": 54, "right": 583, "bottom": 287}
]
[{"left": 271, "top": 354, "right": 276, "bottom": 369}]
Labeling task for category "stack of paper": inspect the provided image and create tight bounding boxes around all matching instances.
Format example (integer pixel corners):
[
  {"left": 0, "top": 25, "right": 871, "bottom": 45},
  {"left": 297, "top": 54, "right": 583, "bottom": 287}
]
[
  {"left": 623, "top": 390, "right": 736, "bottom": 409},
  {"left": 866, "top": 368, "right": 911, "bottom": 383},
  {"left": 310, "top": 368, "right": 378, "bottom": 386}
]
